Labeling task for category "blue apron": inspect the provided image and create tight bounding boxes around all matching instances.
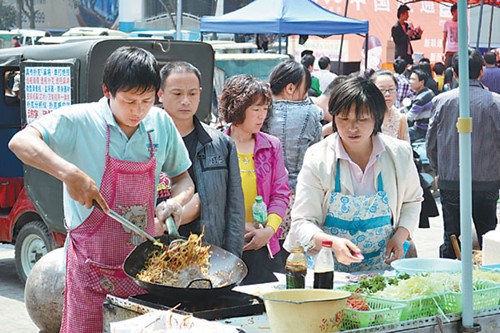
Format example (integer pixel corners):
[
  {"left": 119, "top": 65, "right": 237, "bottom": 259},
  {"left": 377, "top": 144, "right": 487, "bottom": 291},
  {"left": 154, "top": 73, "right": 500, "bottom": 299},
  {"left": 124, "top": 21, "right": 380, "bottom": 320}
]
[{"left": 322, "top": 160, "right": 393, "bottom": 272}]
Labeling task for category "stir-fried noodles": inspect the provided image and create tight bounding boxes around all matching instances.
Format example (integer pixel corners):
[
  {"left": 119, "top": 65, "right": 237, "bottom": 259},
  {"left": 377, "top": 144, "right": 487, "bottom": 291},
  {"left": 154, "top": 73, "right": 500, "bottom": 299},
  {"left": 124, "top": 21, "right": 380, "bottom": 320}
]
[{"left": 136, "top": 233, "right": 211, "bottom": 288}]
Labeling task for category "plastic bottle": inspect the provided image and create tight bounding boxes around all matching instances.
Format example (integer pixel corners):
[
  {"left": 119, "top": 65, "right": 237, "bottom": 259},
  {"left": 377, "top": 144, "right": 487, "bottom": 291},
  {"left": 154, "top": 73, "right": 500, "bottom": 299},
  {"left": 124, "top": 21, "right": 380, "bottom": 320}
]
[
  {"left": 285, "top": 243, "right": 307, "bottom": 289},
  {"left": 252, "top": 196, "right": 267, "bottom": 223},
  {"left": 313, "top": 240, "right": 334, "bottom": 289},
  {"left": 252, "top": 196, "right": 274, "bottom": 259}
]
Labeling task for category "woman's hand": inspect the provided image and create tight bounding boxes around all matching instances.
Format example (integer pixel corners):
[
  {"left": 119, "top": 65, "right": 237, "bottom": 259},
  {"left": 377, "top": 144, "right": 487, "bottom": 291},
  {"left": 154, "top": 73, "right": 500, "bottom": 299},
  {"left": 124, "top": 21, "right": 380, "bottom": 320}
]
[
  {"left": 243, "top": 225, "right": 274, "bottom": 251},
  {"left": 385, "top": 227, "right": 410, "bottom": 264},
  {"left": 331, "top": 237, "right": 364, "bottom": 265},
  {"left": 245, "top": 222, "right": 258, "bottom": 233},
  {"left": 313, "top": 232, "right": 363, "bottom": 265}
]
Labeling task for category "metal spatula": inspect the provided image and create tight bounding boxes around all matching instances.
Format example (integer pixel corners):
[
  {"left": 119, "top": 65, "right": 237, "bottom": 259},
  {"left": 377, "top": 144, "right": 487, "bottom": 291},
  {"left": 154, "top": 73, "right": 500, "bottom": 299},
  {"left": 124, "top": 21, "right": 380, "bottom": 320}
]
[
  {"left": 92, "top": 200, "right": 164, "bottom": 247},
  {"left": 165, "top": 213, "right": 181, "bottom": 240}
]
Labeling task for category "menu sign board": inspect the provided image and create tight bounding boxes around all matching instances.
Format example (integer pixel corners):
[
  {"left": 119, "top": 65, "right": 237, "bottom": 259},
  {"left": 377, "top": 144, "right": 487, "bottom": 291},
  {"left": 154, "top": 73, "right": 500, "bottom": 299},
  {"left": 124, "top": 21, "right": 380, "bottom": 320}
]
[{"left": 21, "top": 61, "right": 77, "bottom": 125}]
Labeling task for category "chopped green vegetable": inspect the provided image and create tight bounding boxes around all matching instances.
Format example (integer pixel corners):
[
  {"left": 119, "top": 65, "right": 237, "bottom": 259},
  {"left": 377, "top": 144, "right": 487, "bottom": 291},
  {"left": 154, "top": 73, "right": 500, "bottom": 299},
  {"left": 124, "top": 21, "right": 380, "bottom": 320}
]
[
  {"left": 344, "top": 273, "right": 411, "bottom": 295},
  {"left": 342, "top": 270, "right": 500, "bottom": 300}
]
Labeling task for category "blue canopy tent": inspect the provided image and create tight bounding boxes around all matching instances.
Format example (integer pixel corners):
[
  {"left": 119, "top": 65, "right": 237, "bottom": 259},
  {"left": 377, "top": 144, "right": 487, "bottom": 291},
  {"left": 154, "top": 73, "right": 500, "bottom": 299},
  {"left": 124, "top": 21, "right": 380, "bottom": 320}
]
[
  {"left": 200, "top": 0, "right": 368, "bottom": 35},
  {"left": 200, "top": 0, "right": 369, "bottom": 68}
]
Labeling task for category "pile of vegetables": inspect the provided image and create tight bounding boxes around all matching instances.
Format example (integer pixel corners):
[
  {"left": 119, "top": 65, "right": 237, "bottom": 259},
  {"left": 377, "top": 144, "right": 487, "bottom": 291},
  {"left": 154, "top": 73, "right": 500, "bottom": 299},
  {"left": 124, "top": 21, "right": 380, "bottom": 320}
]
[
  {"left": 343, "top": 270, "right": 500, "bottom": 301},
  {"left": 343, "top": 273, "right": 410, "bottom": 295},
  {"left": 345, "top": 294, "right": 370, "bottom": 311}
]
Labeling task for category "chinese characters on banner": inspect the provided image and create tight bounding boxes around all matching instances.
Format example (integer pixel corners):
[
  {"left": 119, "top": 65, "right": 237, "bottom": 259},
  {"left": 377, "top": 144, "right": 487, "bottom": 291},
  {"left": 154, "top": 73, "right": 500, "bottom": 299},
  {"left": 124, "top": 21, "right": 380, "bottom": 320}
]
[
  {"left": 291, "top": 0, "right": 456, "bottom": 69},
  {"left": 24, "top": 66, "right": 72, "bottom": 124}
]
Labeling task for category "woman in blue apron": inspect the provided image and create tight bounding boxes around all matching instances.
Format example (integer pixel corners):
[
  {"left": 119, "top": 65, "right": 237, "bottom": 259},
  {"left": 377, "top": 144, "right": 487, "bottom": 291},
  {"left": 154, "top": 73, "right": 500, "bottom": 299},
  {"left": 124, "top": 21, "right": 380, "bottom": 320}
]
[{"left": 284, "top": 77, "right": 422, "bottom": 272}]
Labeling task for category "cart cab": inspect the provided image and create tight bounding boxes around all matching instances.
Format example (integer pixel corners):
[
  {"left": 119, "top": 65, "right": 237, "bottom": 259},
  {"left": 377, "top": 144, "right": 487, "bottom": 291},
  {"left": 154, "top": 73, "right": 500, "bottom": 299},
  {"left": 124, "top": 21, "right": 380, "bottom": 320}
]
[{"left": 0, "top": 39, "right": 214, "bottom": 282}]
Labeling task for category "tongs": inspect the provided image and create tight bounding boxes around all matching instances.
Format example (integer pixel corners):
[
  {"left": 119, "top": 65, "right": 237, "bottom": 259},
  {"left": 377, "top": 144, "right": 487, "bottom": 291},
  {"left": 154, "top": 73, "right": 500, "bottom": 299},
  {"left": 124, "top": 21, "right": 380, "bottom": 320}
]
[{"left": 93, "top": 200, "right": 167, "bottom": 248}]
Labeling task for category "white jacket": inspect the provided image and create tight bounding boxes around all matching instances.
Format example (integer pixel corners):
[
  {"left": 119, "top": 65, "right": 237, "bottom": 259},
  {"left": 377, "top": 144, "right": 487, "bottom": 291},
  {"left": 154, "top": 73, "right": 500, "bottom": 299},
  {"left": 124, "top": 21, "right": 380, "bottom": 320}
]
[{"left": 284, "top": 133, "right": 423, "bottom": 255}]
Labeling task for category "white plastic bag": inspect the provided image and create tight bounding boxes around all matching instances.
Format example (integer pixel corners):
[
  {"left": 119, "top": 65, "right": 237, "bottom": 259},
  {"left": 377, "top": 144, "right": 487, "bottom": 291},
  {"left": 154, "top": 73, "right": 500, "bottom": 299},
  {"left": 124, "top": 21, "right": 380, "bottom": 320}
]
[{"left": 110, "top": 310, "right": 239, "bottom": 333}]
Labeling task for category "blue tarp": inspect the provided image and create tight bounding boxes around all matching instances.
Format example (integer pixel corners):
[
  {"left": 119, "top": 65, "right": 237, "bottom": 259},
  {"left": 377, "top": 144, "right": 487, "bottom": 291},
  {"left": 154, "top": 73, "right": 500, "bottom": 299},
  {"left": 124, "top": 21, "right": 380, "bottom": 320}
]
[{"left": 200, "top": 0, "right": 368, "bottom": 36}]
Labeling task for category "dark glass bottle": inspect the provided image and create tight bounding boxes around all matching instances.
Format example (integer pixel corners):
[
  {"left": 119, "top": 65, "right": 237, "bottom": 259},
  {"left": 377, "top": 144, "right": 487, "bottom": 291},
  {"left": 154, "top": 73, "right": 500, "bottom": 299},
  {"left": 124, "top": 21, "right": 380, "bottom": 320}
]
[
  {"left": 313, "top": 240, "right": 334, "bottom": 289},
  {"left": 285, "top": 243, "right": 307, "bottom": 289}
]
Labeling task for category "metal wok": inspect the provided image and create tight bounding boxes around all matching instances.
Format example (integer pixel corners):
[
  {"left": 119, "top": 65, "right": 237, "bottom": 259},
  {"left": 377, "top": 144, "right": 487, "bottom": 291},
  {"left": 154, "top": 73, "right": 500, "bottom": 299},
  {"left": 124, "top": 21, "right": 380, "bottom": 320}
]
[{"left": 123, "top": 235, "right": 248, "bottom": 299}]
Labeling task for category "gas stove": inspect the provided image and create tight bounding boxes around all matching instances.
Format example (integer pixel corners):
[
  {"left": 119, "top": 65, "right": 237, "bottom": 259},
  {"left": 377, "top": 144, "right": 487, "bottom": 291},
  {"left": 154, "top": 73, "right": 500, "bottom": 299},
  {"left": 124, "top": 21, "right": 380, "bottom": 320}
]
[
  {"left": 103, "top": 290, "right": 265, "bottom": 332},
  {"left": 128, "top": 290, "right": 265, "bottom": 320}
]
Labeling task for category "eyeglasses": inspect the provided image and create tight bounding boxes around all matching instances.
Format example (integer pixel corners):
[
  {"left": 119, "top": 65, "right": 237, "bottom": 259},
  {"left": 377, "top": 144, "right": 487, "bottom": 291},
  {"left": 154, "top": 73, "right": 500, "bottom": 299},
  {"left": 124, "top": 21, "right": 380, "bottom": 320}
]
[{"left": 379, "top": 88, "right": 397, "bottom": 94}]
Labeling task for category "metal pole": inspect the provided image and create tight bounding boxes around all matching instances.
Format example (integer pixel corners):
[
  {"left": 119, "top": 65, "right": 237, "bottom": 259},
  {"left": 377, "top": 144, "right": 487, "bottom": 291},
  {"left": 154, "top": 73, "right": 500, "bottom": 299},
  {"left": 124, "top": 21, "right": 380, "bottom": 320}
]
[
  {"left": 215, "top": 0, "right": 224, "bottom": 16},
  {"left": 457, "top": 0, "right": 473, "bottom": 329},
  {"left": 487, "top": 5, "right": 495, "bottom": 51},
  {"left": 475, "top": 0, "right": 485, "bottom": 49},
  {"left": 337, "top": 1, "right": 349, "bottom": 74},
  {"left": 364, "top": 33, "right": 369, "bottom": 71},
  {"left": 176, "top": 0, "right": 182, "bottom": 40}
]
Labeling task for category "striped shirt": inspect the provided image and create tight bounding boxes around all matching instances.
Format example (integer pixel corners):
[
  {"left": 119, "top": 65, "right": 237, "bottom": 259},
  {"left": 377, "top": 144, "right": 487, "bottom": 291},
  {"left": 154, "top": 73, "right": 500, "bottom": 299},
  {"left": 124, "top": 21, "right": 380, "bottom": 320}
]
[{"left": 426, "top": 80, "right": 500, "bottom": 191}]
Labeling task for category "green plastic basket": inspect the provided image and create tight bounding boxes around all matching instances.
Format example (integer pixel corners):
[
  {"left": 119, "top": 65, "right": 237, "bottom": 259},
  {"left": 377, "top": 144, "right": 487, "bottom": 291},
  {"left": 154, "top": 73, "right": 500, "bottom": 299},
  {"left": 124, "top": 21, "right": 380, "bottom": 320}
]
[
  {"left": 369, "top": 295, "right": 441, "bottom": 321},
  {"left": 436, "top": 281, "right": 500, "bottom": 313},
  {"left": 340, "top": 297, "right": 407, "bottom": 330}
]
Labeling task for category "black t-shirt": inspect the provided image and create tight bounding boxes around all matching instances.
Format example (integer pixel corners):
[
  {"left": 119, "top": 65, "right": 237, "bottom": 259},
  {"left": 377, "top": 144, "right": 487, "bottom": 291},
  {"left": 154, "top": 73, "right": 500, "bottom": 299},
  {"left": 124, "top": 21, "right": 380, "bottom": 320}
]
[
  {"left": 183, "top": 129, "right": 198, "bottom": 188},
  {"left": 179, "top": 129, "right": 201, "bottom": 236}
]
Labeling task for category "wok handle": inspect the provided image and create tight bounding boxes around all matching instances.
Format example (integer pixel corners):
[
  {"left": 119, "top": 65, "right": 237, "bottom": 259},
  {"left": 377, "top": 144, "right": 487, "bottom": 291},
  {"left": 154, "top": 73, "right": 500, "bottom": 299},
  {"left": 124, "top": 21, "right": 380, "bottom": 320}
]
[
  {"left": 165, "top": 216, "right": 181, "bottom": 239},
  {"left": 450, "top": 234, "right": 461, "bottom": 260},
  {"left": 186, "top": 278, "right": 213, "bottom": 289}
]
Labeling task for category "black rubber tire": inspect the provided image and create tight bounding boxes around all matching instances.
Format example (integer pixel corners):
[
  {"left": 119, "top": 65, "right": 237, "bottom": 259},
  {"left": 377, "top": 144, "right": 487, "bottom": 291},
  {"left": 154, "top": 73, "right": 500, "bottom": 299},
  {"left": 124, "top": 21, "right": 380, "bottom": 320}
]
[{"left": 15, "top": 220, "right": 57, "bottom": 284}]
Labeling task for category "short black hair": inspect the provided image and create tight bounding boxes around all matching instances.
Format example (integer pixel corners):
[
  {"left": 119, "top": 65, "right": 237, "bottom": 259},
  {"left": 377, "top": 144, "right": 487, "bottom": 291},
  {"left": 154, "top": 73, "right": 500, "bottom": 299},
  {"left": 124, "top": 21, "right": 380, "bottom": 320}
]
[
  {"left": 318, "top": 56, "right": 331, "bottom": 70},
  {"left": 269, "top": 59, "right": 309, "bottom": 95},
  {"left": 300, "top": 49, "right": 313, "bottom": 58},
  {"left": 103, "top": 46, "right": 160, "bottom": 96},
  {"left": 451, "top": 4, "right": 457, "bottom": 13},
  {"left": 160, "top": 61, "right": 201, "bottom": 90},
  {"left": 414, "top": 62, "right": 433, "bottom": 79},
  {"left": 301, "top": 54, "right": 315, "bottom": 68},
  {"left": 397, "top": 5, "right": 410, "bottom": 19},
  {"left": 411, "top": 69, "right": 428, "bottom": 84},
  {"left": 393, "top": 58, "right": 407, "bottom": 74},
  {"left": 418, "top": 57, "right": 431, "bottom": 64},
  {"left": 452, "top": 49, "right": 484, "bottom": 79},
  {"left": 433, "top": 62, "right": 446, "bottom": 75},
  {"left": 329, "top": 77, "right": 386, "bottom": 136},
  {"left": 484, "top": 52, "right": 496, "bottom": 65}
]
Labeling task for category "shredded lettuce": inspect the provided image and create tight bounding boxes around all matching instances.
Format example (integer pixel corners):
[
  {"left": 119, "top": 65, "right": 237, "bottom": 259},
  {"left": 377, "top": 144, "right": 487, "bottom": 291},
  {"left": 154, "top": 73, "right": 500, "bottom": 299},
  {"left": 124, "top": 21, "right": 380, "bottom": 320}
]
[{"left": 374, "top": 270, "right": 500, "bottom": 300}]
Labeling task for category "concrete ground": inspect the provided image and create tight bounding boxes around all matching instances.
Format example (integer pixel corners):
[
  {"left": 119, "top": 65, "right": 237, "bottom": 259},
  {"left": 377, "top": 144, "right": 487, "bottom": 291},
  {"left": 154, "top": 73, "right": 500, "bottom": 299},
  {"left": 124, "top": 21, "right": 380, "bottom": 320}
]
[
  {"left": 0, "top": 197, "right": 498, "bottom": 333},
  {"left": 0, "top": 244, "right": 39, "bottom": 333}
]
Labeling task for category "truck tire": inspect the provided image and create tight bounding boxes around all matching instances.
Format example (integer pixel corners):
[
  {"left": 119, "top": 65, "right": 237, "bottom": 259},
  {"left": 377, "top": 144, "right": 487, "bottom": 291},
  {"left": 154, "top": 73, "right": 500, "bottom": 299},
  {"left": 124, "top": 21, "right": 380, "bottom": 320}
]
[{"left": 15, "top": 220, "right": 57, "bottom": 284}]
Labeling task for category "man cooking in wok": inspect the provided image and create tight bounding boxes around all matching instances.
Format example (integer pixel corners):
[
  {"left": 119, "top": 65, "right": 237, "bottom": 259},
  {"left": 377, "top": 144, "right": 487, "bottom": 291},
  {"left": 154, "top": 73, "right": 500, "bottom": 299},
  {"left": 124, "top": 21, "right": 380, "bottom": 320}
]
[{"left": 9, "top": 46, "right": 194, "bottom": 332}]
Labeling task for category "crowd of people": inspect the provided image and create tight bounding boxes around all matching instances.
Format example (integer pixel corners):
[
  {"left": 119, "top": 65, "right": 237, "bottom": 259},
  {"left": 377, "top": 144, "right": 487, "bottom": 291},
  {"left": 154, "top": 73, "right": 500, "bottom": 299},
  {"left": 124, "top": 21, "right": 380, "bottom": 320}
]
[{"left": 6, "top": 7, "right": 500, "bottom": 327}]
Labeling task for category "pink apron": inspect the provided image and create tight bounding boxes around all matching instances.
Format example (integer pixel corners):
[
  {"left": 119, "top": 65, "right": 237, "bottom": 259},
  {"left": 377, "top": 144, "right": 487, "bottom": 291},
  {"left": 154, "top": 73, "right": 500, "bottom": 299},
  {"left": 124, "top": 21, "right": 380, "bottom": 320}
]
[{"left": 60, "top": 126, "right": 156, "bottom": 333}]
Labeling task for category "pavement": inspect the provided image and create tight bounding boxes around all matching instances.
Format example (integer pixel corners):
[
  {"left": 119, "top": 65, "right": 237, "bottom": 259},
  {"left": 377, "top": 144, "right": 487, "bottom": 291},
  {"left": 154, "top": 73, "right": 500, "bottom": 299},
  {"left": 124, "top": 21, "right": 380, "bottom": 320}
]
[
  {"left": 0, "top": 198, "right": 498, "bottom": 332},
  {"left": 0, "top": 244, "right": 39, "bottom": 333}
]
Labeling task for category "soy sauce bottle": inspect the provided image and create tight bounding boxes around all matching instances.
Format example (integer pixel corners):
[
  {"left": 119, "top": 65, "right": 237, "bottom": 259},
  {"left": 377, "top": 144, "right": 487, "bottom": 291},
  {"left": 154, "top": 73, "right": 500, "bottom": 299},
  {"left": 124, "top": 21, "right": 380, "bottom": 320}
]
[
  {"left": 313, "top": 240, "right": 334, "bottom": 289},
  {"left": 285, "top": 243, "right": 307, "bottom": 289}
]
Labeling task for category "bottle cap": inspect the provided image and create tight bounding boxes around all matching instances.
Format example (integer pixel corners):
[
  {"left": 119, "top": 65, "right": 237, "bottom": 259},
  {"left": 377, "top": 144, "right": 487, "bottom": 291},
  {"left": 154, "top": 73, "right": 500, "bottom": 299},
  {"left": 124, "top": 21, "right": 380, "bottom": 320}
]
[
  {"left": 321, "top": 240, "right": 333, "bottom": 248},
  {"left": 255, "top": 195, "right": 263, "bottom": 203}
]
